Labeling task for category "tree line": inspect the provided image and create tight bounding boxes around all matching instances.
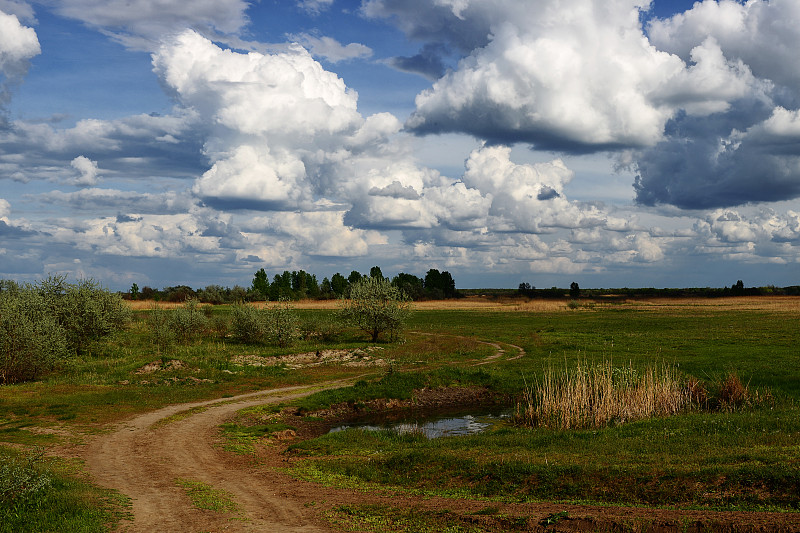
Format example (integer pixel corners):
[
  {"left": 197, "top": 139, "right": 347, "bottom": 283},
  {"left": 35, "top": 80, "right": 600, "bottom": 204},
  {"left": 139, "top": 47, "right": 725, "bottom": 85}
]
[
  {"left": 126, "top": 266, "right": 460, "bottom": 303},
  {"left": 514, "top": 280, "right": 800, "bottom": 299}
]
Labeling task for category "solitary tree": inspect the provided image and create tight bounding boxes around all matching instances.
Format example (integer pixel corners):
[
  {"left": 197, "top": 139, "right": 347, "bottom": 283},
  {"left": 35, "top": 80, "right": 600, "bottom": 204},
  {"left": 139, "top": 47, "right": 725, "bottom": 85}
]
[
  {"left": 570, "top": 282, "right": 580, "bottom": 299},
  {"left": 338, "top": 276, "right": 411, "bottom": 342}
]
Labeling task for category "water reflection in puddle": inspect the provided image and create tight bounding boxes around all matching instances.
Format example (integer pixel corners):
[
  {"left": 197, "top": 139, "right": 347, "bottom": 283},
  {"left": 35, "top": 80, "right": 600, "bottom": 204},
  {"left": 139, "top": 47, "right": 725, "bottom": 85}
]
[{"left": 329, "top": 408, "right": 513, "bottom": 439}]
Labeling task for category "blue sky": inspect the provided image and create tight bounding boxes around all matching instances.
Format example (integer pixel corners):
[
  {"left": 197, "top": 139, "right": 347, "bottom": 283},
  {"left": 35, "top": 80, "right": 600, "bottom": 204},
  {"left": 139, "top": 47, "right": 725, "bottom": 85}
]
[{"left": 1, "top": 0, "right": 799, "bottom": 291}]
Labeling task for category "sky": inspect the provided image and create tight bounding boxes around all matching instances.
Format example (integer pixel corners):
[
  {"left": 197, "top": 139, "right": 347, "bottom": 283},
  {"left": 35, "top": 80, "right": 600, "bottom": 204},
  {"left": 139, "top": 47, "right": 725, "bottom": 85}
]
[{"left": 1, "top": 0, "right": 800, "bottom": 291}]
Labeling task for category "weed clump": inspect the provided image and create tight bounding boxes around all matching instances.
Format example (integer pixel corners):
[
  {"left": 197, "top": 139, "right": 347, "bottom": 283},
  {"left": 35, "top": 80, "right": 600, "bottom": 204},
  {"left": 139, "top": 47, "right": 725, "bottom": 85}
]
[{"left": 515, "top": 361, "right": 693, "bottom": 430}]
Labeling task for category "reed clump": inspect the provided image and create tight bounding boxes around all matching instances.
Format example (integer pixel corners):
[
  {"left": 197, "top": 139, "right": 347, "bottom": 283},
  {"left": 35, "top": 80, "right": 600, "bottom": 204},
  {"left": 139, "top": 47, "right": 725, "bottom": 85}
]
[{"left": 515, "top": 361, "right": 696, "bottom": 429}]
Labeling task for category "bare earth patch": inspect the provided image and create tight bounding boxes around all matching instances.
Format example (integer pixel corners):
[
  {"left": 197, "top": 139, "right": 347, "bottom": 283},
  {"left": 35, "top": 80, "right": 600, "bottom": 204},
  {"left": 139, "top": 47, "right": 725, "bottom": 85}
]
[{"left": 232, "top": 347, "right": 390, "bottom": 370}]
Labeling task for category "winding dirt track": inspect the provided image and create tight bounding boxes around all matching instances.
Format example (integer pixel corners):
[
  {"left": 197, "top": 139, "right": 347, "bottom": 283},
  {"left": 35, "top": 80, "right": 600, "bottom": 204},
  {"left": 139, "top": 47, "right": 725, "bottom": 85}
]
[
  {"left": 83, "top": 383, "right": 352, "bottom": 532},
  {"left": 81, "top": 339, "right": 800, "bottom": 532}
]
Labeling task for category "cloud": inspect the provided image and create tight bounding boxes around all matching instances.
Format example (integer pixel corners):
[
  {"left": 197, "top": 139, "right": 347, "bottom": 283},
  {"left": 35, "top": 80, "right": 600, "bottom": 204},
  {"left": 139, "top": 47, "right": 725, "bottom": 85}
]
[
  {"left": 35, "top": 188, "right": 197, "bottom": 214},
  {"left": 388, "top": 43, "right": 448, "bottom": 80},
  {"left": 0, "top": 109, "right": 205, "bottom": 183},
  {"left": 47, "top": 0, "right": 249, "bottom": 51},
  {"left": 70, "top": 155, "right": 100, "bottom": 186},
  {"left": 403, "top": 0, "right": 776, "bottom": 153},
  {"left": 296, "top": 0, "right": 333, "bottom": 15},
  {"left": 289, "top": 33, "right": 372, "bottom": 63},
  {"left": 0, "top": 8, "right": 40, "bottom": 116},
  {"left": 648, "top": 0, "right": 800, "bottom": 90}
]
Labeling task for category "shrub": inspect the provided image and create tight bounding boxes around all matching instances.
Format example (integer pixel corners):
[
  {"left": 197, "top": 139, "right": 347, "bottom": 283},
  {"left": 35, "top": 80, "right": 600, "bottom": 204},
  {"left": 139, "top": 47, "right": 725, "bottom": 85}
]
[
  {"left": 168, "top": 299, "right": 208, "bottom": 343},
  {"left": 0, "top": 448, "right": 52, "bottom": 506},
  {"left": 338, "top": 277, "right": 411, "bottom": 342},
  {"left": 146, "top": 305, "right": 174, "bottom": 354},
  {"left": 263, "top": 298, "right": 299, "bottom": 348},
  {"left": 33, "top": 276, "right": 130, "bottom": 354},
  {"left": 230, "top": 303, "right": 266, "bottom": 343},
  {"left": 0, "top": 289, "right": 68, "bottom": 384}
]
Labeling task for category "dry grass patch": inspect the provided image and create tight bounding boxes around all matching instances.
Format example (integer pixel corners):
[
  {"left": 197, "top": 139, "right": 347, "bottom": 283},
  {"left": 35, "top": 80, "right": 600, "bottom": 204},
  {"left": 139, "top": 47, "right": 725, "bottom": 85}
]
[{"left": 515, "top": 362, "right": 696, "bottom": 430}]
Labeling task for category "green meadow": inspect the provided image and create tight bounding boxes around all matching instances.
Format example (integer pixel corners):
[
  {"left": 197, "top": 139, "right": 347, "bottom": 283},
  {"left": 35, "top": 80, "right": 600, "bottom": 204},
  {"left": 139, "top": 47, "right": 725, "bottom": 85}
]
[{"left": 1, "top": 297, "right": 799, "bottom": 530}]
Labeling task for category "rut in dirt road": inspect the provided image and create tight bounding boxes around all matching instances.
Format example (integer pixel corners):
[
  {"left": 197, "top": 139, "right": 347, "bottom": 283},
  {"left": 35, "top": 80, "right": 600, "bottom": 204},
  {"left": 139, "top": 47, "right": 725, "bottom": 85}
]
[{"left": 84, "top": 384, "right": 350, "bottom": 533}]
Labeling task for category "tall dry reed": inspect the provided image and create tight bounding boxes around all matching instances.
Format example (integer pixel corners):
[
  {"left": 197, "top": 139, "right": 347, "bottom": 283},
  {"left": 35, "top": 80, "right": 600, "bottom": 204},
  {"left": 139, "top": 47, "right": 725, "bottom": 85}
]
[{"left": 516, "top": 361, "right": 694, "bottom": 429}]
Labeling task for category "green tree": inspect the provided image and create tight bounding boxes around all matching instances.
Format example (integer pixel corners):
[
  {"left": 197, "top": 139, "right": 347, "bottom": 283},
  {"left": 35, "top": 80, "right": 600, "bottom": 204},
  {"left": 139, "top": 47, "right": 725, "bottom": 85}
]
[
  {"left": 347, "top": 270, "right": 363, "bottom": 286},
  {"left": 369, "top": 266, "right": 383, "bottom": 279},
  {"left": 570, "top": 282, "right": 581, "bottom": 299},
  {"left": 338, "top": 277, "right": 411, "bottom": 342},
  {"left": 391, "top": 272, "right": 424, "bottom": 300},
  {"left": 423, "top": 269, "right": 457, "bottom": 299},
  {"left": 130, "top": 283, "right": 140, "bottom": 300},
  {"left": 331, "top": 273, "right": 348, "bottom": 297},
  {"left": 251, "top": 268, "right": 270, "bottom": 301}
]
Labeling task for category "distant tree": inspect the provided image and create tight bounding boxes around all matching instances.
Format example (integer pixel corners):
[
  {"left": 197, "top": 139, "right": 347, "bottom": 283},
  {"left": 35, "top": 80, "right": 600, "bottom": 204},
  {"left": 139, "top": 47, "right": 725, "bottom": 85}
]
[
  {"left": 518, "top": 282, "right": 535, "bottom": 297},
  {"left": 392, "top": 272, "right": 424, "bottom": 300},
  {"left": 140, "top": 286, "right": 158, "bottom": 300},
  {"left": 251, "top": 268, "right": 270, "bottom": 300},
  {"left": 330, "top": 273, "right": 348, "bottom": 297},
  {"left": 732, "top": 280, "right": 745, "bottom": 295},
  {"left": 270, "top": 272, "right": 293, "bottom": 300},
  {"left": 320, "top": 277, "right": 333, "bottom": 299},
  {"left": 347, "top": 270, "right": 363, "bottom": 286},
  {"left": 338, "top": 276, "right": 411, "bottom": 342},
  {"left": 369, "top": 266, "right": 383, "bottom": 279},
  {"left": 130, "top": 283, "right": 140, "bottom": 300},
  {"left": 424, "top": 269, "right": 457, "bottom": 299},
  {"left": 570, "top": 282, "right": 581, "bottom": 299},
  {"left": 162, "top": 285, "right": 196, "bottom": 303}
]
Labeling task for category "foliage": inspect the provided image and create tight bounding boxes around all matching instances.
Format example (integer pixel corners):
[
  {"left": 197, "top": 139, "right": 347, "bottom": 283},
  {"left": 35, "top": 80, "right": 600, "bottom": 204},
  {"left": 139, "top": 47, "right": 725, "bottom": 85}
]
[
  {"left": 338, "top": 277, "right": 411, "bottom": 342},
  {"left": 0, "top": 274, "right": 126, "bottom": 383},
  {"left": 0, "top": 447, "right": 51, "bottom": 505},
  {"left": 263, "top": 298, "right": 299, "bottom": 348},
  {"left": 36, "top": 276, "right": 131, "bottom": 354},
  {"left": 0, "top": 288, "right": 68, "bottom": 384},
  {"left": 230, "top": 303, "right": 266, "bottom": 343},
  {"left": 168, "top": 299, "right": 208, "bottom": 343},
  {"left": 423, "top": 269, "right": 458, "bottom": 299},
  {"left": 251, "top": 268, "right": 270, "bottom": 301},
  {"left": 145, "top": 305, "right": 174, "bottom": 353}
]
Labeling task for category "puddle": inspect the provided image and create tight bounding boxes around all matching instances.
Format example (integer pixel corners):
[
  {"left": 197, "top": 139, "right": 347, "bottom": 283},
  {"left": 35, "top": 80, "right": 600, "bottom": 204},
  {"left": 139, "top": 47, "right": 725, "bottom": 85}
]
[{"left": 329, "top": 407, "right": 513, "bottom": 439}]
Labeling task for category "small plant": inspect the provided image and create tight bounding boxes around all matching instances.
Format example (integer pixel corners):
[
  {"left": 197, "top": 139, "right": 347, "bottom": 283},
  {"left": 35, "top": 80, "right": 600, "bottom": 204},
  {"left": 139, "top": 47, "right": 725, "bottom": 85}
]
[
  {"left": 540, "top": 510, "right": 569, "bottom": 526},
  {"left": 716, "top": 372, "right": 750, "bottom": 409},
  {"left": 0, "top": 447, "right": 52, "bottom": 506},
  {"left": 567, "top": 299, "right": 580, "bottom": 310}
]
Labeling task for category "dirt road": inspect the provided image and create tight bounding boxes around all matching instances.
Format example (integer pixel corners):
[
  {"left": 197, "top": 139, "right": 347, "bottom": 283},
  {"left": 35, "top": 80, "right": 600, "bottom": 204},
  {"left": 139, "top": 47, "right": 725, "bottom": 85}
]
[{"left": 83, "top": 383, "right": 350, "bottom": 532}]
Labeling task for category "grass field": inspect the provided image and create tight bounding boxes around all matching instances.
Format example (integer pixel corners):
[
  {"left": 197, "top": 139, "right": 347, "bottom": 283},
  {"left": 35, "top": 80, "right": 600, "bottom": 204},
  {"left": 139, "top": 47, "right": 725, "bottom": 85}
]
[{"left": 1, "top": 296, "right": 799, "bottom": 530}]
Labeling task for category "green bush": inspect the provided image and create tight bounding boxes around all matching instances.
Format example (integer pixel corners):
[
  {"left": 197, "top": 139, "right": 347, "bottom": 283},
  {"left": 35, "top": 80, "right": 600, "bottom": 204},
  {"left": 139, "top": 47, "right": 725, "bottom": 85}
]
[
  {"left": 146, "top": 305, "right": 175, "bottom": 353},
  {"left": 263, "top": 298, "right": 299, "bottom": 348},
  {"left": 168, "top": 299, "right": 208, "bottom": 343},
  {"left": 230, "top": 303, "right": 266, "bottom": 343},
  {"left": 0, "top": 289, "right": 68, "bottom": 384},
  {"left": 35, "top": 276, "right": 130, "bottom": 354},
  {"left": 0, "top": 448, "right": 52, "bottom": 506}
]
